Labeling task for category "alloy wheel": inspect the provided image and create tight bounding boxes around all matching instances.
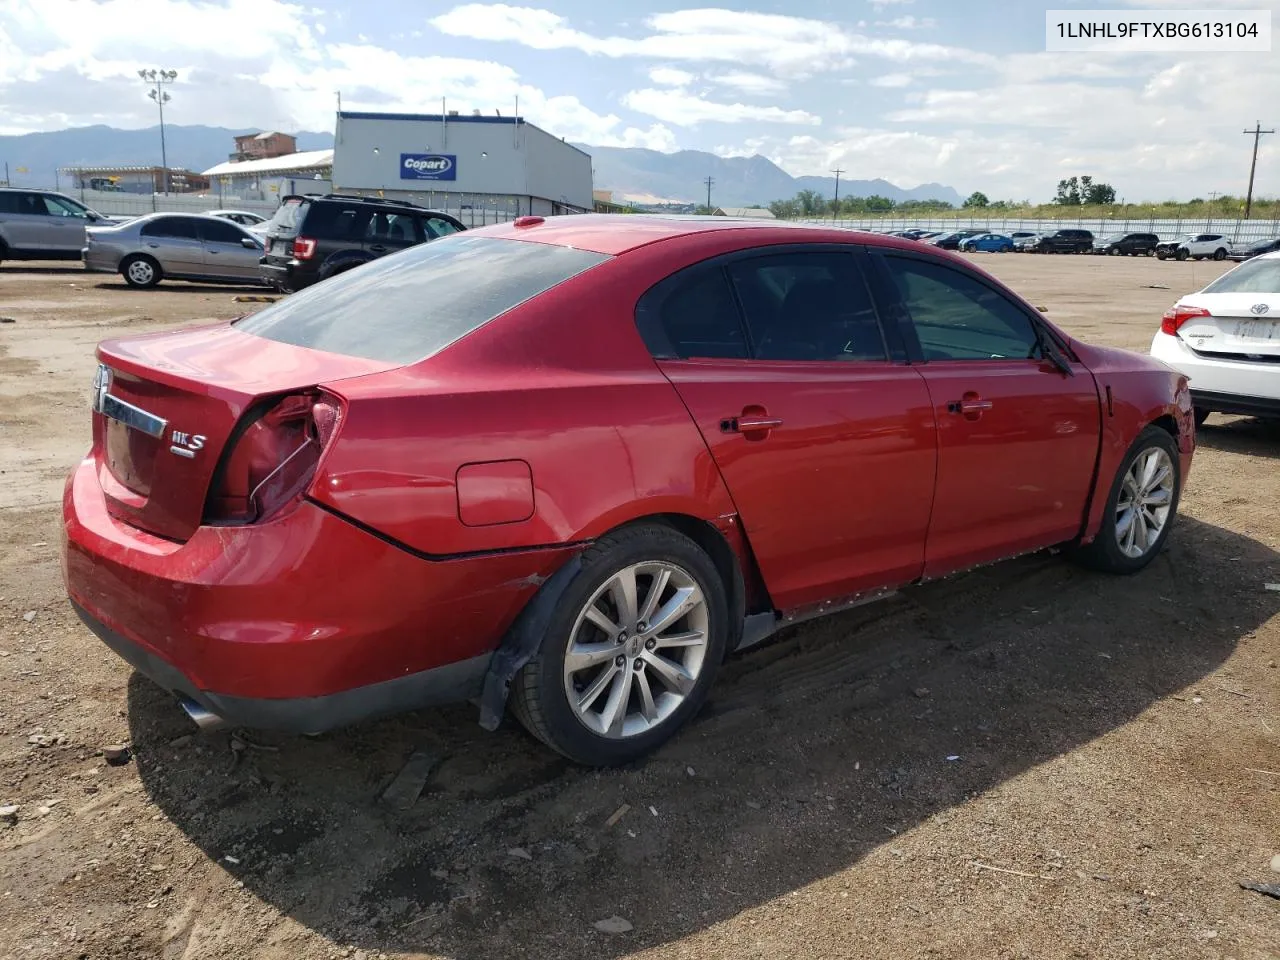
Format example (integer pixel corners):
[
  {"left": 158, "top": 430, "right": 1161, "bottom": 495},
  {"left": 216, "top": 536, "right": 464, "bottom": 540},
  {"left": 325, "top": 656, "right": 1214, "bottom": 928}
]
[
  {"left": 1115, "top": 447, "right": 1174, "bottom": 559},
  {"left": 127, "top": 260, "right": 155, "bottom": 285},
  {"left": 562, "top": 561, "right": 709, "bottom": 739}
]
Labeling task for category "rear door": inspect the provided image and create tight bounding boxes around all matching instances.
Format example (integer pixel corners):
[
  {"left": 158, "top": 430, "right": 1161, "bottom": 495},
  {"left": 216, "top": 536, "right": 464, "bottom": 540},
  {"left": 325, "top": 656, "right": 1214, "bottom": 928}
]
[
  {"left": 871, "top": 250, "right": 1101, "bottom": 579},
  {"left": 363, "top": 211, "right": 423, "bottom": 259},
  {"left": 197, "top": 217, "right": 261, "bottom": 279},
  {"left": 0, "top": 191, "right": 55, "bottom": 250},
  {"left": 139, "top": 216, "right": 205, "bottom": 275},
  {"left": 640, "top": 245, "right": 937, "bottom": 611}
]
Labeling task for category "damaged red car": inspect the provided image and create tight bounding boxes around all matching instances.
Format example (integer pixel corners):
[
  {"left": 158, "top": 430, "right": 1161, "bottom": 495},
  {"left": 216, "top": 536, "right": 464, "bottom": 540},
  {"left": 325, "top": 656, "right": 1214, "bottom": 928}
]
[{"left": 62, "top": 215, "right": 1195, "bottom": 766}]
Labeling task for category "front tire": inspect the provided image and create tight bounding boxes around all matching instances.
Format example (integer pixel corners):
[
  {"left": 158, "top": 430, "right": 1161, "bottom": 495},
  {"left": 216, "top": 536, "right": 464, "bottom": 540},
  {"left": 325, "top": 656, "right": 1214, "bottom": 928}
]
[
  {"left": 1072, "top": 426, "right": 1181, "bottom": 575},
  {"left": 1175, "top": 249, "right": 1189, "bottom": 261},
  {"left": 510, "top": 524, "right": 729, "bottom": 766},
  {"left": 121, "top": 255, "right": 161, "bottom": 288},
  {"left": 1213, "top": 248, "right": 1227, "bottom": 261}
]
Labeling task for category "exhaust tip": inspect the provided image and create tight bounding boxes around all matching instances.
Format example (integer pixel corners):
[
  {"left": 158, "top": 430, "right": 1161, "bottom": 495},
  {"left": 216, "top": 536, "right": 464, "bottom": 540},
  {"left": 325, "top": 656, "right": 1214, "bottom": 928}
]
[{"left": 179, "top": 696, "right": 227, "bottom": 732}]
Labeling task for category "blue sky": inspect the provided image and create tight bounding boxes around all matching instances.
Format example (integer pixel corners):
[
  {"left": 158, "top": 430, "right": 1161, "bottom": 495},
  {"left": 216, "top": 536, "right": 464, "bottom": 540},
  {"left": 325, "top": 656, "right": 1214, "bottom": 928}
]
[{"left": 0, "top": 0, "right": 1276, "bottom": 201}]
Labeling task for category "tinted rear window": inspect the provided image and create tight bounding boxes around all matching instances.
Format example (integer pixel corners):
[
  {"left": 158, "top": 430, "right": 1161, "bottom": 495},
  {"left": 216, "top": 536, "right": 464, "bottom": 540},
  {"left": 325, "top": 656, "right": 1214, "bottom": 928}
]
[
  {"left": 266, "top": 199, "right": 305, "bottom": 236},
  {"left": 235, "top": 235, "right": 610, "bottom": 363}
]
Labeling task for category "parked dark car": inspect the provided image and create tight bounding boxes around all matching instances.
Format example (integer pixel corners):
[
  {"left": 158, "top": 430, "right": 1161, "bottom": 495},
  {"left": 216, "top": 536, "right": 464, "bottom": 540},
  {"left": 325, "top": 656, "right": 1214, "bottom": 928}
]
[
  {"left": 258, "top": 193, "right": 465, "bottom": 291},
  {"left": 928, "top": 229, "right": 986, "bottom": 250},
  {"left": 1034, "top": 229, "right": 1094, "bottom": 254},
  {"left": 1228, "top": 237, "right": 1280, "bottom": 261},
  {"left": 1093, "top": 232, "right": 1159, "bottom": 256}
]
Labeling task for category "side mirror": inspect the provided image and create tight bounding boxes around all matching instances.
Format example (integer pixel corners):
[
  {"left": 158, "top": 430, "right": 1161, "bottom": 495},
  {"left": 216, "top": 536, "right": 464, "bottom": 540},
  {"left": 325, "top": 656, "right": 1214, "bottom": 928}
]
[{"left": 241, "top": 237, "right": 258, "bottom": 249}]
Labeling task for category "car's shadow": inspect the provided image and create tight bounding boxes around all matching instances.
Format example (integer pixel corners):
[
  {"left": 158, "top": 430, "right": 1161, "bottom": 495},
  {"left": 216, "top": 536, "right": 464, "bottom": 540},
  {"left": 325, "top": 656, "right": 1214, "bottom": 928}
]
[
  {"left": 126, "top": 516, "right": 1277, "bottom": 959},
  {"left": 93, "top": 282, "right": 277, "bottom": 295},
  {"left": 1197, "top": 415, "right": 1280, "bottom": 461},
  {"left": 0, "top": 264, "right": 85, "bottom": 275}
]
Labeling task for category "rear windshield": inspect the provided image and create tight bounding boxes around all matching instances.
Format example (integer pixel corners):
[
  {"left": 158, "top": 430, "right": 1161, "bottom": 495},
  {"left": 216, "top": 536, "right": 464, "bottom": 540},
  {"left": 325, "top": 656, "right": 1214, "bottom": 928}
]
[
  {"left": 266, "top": 198, "right": 305, "bottom": 236},
  {"left": 1202, "top": 257, "right": 1280, "bottom": 294},
  {"left": 235, "top": 235, "right": 610, "bottom": 363}
]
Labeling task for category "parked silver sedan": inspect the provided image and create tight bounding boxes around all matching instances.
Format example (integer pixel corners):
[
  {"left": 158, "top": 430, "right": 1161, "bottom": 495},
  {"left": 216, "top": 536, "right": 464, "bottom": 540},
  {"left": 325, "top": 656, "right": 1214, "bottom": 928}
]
[{"left": 83, "top": 212, "right": 269, "bottom": 288}]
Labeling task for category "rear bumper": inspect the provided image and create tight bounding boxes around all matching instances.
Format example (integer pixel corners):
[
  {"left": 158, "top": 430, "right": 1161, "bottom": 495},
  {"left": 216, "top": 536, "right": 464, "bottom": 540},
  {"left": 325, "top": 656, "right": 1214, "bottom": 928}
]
[
  {"left": 1189, "top": 390, "right": 1280, "bottom": 418},
  {"left": 62, "top": 456, "right": 574, "bottom": 731},
  {"left": 259, "top": 259, "right": 316, "bottom": 290},
  {"left": 1150, "top": 332, "right": 1280, "bottom": 406}
]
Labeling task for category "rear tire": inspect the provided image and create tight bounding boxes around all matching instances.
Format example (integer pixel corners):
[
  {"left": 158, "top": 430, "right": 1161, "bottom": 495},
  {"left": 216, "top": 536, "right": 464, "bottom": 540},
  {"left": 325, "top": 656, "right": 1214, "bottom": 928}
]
[
  {"left": 509, "top": 523, "right": 729, "bottom": 767},
  {"left": 121, "top": 255, "right": 161, "bottom": 288},
  {"left": 1072, "top": 425, "right": 1181, "bottom": 575}
]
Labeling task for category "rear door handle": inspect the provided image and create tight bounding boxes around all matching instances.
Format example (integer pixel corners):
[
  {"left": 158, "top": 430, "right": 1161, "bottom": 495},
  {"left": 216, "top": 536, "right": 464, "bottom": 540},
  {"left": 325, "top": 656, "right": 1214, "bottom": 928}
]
[
  {"left": 948, "top": 393, "right": 993, "bottom": 418},
  {"left": 959, "top": 399, "right": 992, "bottom": 413},
  {"left": 721, "top": 413, "right": 784, "bottom": 434}
]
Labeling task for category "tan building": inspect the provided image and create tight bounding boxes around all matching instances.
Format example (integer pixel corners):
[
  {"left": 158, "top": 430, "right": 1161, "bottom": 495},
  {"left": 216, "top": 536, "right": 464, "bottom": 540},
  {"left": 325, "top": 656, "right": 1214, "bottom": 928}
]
[{"left": 229, "top": 132, "right": 298, "bottom": 162}]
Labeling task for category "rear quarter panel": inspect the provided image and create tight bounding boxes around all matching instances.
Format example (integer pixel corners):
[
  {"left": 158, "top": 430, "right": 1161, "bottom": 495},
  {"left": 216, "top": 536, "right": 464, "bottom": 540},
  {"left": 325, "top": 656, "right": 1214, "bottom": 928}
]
[{"left": 307, "top": 237, "right": 775, "bottom": 557}]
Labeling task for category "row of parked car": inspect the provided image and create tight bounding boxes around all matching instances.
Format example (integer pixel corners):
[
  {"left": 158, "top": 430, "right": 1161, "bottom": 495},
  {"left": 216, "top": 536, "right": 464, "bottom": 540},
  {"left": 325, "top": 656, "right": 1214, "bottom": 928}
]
[
  {"left": 878, "top": 225, "right": 1280, "bottom": 261},
  {"left": 0, "top": 187, "right": 466, "bottom": 290}
]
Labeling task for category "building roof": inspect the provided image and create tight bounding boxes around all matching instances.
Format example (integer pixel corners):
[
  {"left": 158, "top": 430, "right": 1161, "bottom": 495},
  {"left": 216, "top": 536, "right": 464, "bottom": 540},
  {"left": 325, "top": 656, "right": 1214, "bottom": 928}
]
[
  {"left": 336, "top": 111, "right": 592, "bottom": 158},
  {"left": 715, "top": 206, "right": 776, "bottom": 219},
  {"left": 59, "top": 165, "right": 198, "bottom": 174},
  {"left": 202, "top": 148, "right": 334, "bottom": 178}
]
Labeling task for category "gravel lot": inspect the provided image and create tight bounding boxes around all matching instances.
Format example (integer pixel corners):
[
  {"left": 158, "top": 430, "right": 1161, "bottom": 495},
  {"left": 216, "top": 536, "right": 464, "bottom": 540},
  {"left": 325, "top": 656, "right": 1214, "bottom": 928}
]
[{"left": 1, "top": 253, "right": 1277, "bottom": 960}]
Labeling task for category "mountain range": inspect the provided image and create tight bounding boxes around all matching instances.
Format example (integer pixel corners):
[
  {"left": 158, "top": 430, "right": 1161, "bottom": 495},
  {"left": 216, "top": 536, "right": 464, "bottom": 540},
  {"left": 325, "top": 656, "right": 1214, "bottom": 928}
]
[{"left": 0, "top": 124, "right": 962, "bottom": 208}]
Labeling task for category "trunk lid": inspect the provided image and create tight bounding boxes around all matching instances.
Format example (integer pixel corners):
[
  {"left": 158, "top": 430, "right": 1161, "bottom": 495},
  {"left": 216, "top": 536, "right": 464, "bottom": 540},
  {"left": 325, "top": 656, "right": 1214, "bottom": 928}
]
[
  {"left": 1177, "top": 292, "right": 1280, "bottom": 359},
  {"left": 93, "top": 321, "right": 396, "bottom": 541}
]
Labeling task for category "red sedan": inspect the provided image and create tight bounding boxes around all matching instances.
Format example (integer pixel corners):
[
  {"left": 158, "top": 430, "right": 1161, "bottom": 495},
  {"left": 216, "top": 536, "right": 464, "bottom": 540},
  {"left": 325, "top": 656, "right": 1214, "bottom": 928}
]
[{"left": 62, "top": 215, "right": 1195, "bottom": 766}]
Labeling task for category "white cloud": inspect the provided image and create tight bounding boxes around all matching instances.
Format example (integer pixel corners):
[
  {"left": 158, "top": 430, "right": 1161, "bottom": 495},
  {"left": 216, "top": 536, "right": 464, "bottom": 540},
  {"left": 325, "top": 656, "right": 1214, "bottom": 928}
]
[
  {"left": 649, "top": 66, "right": 695, "bottom": 87},
  {"left": 711, "top": 71, "right": 788, "bottom": 95},
  {"left": 869, "top": 73, "right": 914, "bottom": 88},
  {"left": 0, "top": 0, "right": 671, "bottom": 150},
  {"left": 622, "top": 88, "right": 822, "bottom": 127},
  {"left": 875, "top": 16, "right": 936, "bottom": 29},
  {"left": 429, "top": 5, "right": 991, "bottom": 76}
]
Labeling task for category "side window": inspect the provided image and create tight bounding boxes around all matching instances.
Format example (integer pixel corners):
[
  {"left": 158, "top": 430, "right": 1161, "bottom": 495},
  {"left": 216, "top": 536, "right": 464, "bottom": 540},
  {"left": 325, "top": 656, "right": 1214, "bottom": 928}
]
[
  {"left": 364, "top": 212, "right": 423, "bottom": 243},
  {"left": 0, "top": 193, "right": 19, "bottom": 214},
  {"left": 882, "top": 255, "right": 1042, "bottom": 362},
  {"left": 726, "top": 251, "right": 886, "bottom": 362},
  {"left": 198, "top": 218, "right": 248, "bottom": 244},
  {"left": 636, "top": 267, "right": 748, "bottom": 360},
  {"left": 303, "top": 204, "right": 368, "bottom": 240},
  {"left": 140, "top": 217, "right": 198, "bottom": 239},
  {"left": 41, "top": 195, "right": 86, "bottom": 218},
  {"left": 424, "top": 216, "right": 461, "bottom": 239}
]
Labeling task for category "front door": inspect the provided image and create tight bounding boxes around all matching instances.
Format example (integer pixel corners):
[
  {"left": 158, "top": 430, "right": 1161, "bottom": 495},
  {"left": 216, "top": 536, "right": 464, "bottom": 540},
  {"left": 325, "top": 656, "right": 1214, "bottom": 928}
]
[
  {"left": 872, "top": 251, "right": 1102, "bottom": 579},
  {"left": 640, "top": 247, "right": 938, "bottom": 611},
  {"left": 197, "top": 217, "right": 261, "bottom": 279},
  {"left": 0, "top": 191, "right": 54, "bottom": 251}
]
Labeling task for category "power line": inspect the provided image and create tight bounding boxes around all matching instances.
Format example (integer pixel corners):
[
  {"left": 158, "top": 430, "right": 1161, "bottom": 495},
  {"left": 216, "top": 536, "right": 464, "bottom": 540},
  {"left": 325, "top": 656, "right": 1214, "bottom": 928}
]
[
  {"left": 830, "top": 166, "right": 845, "bottom": 217},
  {"left": 1242, "top": 122, "right": 1274, "bottom": 220},
  {"left": 704, "top": 175, "right": 714, "bottom": 212}
]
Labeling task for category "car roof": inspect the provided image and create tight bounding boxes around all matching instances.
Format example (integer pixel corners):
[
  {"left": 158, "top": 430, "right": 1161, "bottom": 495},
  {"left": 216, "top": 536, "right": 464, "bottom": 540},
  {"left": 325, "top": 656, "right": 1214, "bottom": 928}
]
[{"left": 472, "top": 213, "right": 925, "bottom": 256}]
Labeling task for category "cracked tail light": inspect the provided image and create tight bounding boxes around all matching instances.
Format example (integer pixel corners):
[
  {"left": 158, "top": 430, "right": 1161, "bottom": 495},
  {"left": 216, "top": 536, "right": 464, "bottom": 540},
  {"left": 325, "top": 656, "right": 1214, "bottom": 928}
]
[{"left": 203, "top": 391, "right": 343, "bottom": 525}]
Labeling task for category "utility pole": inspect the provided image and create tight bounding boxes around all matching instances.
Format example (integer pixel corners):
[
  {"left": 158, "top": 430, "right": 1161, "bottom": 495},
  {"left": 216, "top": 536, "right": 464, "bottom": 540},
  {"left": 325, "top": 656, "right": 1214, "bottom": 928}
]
[
  {"left": 1242, "top": 122, "right": 1275, "bottom": 219},
  {"left": 704, "top": 176, "right": 714, "bottom": 213},
  {"left": 830, "top": 166, "right": 845, "bottom": 218},
  {"left": 139, "top": 68, "right": 178, "bottom": 195}
]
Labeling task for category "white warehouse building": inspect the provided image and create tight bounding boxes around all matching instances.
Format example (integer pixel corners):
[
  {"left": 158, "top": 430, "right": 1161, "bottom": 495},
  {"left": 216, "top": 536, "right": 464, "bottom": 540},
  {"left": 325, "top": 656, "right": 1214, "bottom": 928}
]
[{"left": 331, "top": 111, "right": 594, "bottom": 225}]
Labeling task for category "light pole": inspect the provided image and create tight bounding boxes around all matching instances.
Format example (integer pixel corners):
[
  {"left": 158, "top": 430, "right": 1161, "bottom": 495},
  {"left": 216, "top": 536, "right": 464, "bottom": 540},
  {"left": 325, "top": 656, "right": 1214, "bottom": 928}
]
[{"left": 139, "top": 69, "right": 177, "bottom": 194}]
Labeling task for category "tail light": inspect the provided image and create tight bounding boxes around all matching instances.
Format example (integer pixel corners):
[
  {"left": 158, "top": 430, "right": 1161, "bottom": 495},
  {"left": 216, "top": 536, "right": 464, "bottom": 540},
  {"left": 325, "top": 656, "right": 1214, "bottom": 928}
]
[
  {"left": 292, "top": 237, "right": 317, "bottom": 260},
  {"left": 203, "top": 391, "right": 343, "bottom": 525},
  {"left": 1161, "top": 304, "right": 1211, "bottom": 336}
]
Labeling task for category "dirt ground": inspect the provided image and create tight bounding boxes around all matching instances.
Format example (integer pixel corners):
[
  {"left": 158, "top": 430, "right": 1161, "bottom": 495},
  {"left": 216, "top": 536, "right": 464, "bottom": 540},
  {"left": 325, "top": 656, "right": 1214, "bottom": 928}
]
[{"left": 0, "top": 254, "right": 1277, "bottom": 960}]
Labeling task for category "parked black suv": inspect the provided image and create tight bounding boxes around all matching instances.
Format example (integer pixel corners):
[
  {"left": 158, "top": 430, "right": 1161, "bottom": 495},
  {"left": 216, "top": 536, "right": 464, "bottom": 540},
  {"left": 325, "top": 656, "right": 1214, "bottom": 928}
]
[
  {"left": 1034, "top": 229, "right": 1094, "bottom": 253},
  {"left": 1092, "top": 232, "right": 1159, "bottom": 256},
  {"left": 259, "top": 194, "right": 465, "bottom": 291}
]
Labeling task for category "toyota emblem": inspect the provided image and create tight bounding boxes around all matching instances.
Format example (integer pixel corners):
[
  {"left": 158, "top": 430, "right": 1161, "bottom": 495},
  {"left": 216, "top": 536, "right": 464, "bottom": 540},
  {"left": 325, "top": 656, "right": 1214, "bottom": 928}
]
[{"left": 1251, "top": 303, "right": 1270, "bottom": 316}]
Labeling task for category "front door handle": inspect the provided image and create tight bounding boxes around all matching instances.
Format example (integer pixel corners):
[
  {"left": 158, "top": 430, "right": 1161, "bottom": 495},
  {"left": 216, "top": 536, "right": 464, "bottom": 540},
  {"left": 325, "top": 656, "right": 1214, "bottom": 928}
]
[
  {"left": 368, "top": 244, "right": 386, "bottom": 253},
  {"left": 948, "top": 392, "right": 993, "bottom": 419},
  {"left": 721, "top": 409, "right": 783, "bottom": 436}
]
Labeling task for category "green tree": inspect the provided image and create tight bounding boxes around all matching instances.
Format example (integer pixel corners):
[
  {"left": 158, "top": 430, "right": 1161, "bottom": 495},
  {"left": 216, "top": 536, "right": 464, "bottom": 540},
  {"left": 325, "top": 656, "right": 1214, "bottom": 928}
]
[
  {"left": 1055, "top": 177, "right": 1081, "bottom": 205},
  {"left": 795, "top": 189, "right": 824, "bottom": 216},
  {"left": 963, "top": 191, "right": 990, "bottom": 208},
  {"left": 769, "top": 197, "right": 799, "bottom": 219}
]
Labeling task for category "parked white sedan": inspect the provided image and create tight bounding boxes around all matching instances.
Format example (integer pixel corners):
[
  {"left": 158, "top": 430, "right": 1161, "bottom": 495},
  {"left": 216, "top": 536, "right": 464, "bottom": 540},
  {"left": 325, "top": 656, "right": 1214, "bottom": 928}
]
[{"left": 1151, "top": 251, "right": 1280, "bottom": 424}]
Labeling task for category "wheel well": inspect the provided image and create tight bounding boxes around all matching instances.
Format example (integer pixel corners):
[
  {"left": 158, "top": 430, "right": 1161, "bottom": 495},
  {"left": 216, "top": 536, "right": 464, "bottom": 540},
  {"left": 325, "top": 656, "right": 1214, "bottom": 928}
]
[
  {"left": 1151, "top": 414, "right": 1178, "bottom": 439},
  {"left": 612, "top": 512, "right": 769, "bottom": 654}
]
